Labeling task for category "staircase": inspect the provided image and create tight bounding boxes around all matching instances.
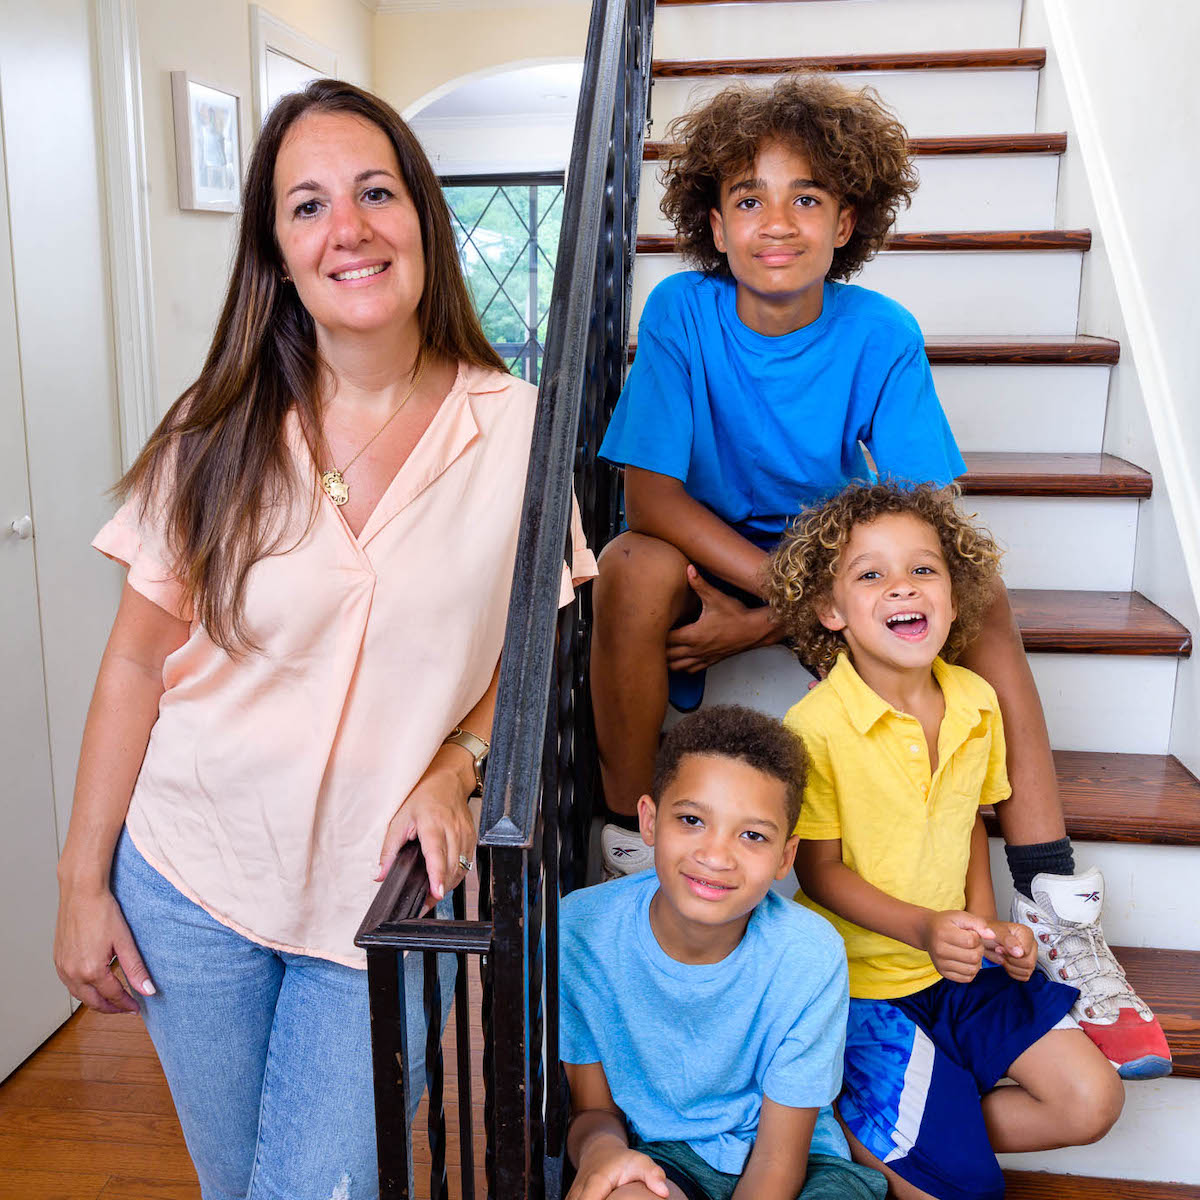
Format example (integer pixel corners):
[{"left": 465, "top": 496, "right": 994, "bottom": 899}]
[{"left": 631, "top": 0, "right": 1200, "bottom": 1192}]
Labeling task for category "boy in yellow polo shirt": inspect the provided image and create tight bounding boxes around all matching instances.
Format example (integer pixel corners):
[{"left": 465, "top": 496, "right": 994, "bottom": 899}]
[{"left": 766, "top": 483, "right": 1123, "bottom": 1200}]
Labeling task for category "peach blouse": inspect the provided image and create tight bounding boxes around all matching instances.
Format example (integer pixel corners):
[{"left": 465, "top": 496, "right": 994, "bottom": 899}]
[{"left": 94, "top": 364, "right": 596, "bottom": 967}]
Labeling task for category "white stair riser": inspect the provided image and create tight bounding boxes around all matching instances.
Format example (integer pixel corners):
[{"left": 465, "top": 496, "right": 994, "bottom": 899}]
[
  {"left": 633, "top": 250, "right": 1084, "bottom": 336},
  {"left": 971, "top": 496, "right": 1137, "bottom": 592},
  {"left": 652, "top": 0, "right": 1022, "bottom": 61},
  {"left": 662, "top": 647, "right": 1178, "bottom": 757},
  {"left": 649, "top": 71, "right": 1039, "bottom": 140},
  {"left": 661, "top": 645, "right": 817, "bottom": 729},
  {"left": 638, "top": 156, "right": 1060, "bottom": 237},
  {"left": 936, "top": 364, "right": 1109, "bottom": 454},
  {"left": 990, "top": 840, "right": 1200, "bottom": 953},
  {"left": 900, "top": 156, "right": 1060, "bottom": 232},
  {"left": 1031, "top": 653, "right": 1177, "bottom": 755},
  {"left": 999, "top": 1079, "right": 1200, "bottom": 1184}
]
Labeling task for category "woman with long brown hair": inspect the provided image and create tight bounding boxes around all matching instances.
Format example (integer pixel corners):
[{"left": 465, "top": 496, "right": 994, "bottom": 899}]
[{"left": 52, "top": 79, "right": 593, "bottom": 1198}]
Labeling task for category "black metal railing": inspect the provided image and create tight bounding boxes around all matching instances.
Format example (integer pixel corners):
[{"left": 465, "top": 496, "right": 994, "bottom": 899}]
[{"left": 355, "top": 0, "right": 655, "bottom": 1195}]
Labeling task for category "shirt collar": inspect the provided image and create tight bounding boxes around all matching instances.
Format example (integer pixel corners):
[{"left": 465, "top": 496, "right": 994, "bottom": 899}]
[
  {"left": 826, "top": 654, "right": 892, "bottom": 735},
  {"left": 827, "top": 653, "right": 995, "bottom": 736},
  {"left": 461, "top": 361, "right": 515, "bottom": 396}
]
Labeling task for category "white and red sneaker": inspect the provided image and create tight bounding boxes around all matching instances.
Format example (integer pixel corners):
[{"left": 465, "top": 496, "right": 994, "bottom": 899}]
[
  {"left": 600, "top": 824, "right": 654, "bottom": 881},
  {"left": 1012, "top": 867, "right": 1172, "bottom": 1080}
]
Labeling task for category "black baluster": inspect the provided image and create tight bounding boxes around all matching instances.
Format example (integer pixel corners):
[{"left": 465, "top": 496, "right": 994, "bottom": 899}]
[
  {"left": 366, "top": 948, "right": 412, "bottom": 1200},
  {"left": 423, "top": 948, "right": 448, "bottom": 1200},
  {"left": 453, "top": 883, "right": 476, "bottom": 1200}
]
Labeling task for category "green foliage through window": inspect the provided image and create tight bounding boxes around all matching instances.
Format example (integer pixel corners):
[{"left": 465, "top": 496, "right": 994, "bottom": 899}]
[{"left": 443, "top": 175, "right": 564, "bottom": 384}]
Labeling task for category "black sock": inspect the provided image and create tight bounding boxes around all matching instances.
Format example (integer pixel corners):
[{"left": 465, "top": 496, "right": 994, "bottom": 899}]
[
  {"left": 604, "top": 808, "right": 640, "bottom": 833},
  {"left": 1005, "top": 838, "right": 1075, "bottom": 897}
]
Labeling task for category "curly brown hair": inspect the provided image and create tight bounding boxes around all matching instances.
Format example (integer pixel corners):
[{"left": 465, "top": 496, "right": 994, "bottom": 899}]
[
  {"left": 766, "top": 484, "right": 1003, "bottom": 674},
  {"left": 659, "top": 73, "right": 917, "bottom": 281},
  {"left": 653, "top": 705, "right": 808, "bottom": 831}
]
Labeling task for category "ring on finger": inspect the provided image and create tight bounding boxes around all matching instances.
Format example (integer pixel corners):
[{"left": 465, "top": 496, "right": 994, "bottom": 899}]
[{"left": 458, "top": 854, "right": 474, "bottom": 872}]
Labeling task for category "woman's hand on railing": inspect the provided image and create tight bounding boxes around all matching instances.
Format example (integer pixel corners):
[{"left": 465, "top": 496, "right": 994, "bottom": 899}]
[
  {"left": 376, "top": 745, "right": 479, "bottom": 909},
  {"left": 54, "top": 882, "right": 155, "bottom": 1014}
]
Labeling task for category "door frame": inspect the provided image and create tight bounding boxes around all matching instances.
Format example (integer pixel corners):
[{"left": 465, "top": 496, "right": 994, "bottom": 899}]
[{"left": 95, "top": 0, "right": 158, "bottom": 472}]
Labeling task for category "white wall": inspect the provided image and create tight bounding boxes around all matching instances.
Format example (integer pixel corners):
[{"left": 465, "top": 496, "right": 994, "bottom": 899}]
[
  {"left": 136, "top": 0, "right": 373, "bottom": 412},
  {"left": 1025, "top": 0, "right": 1200, "bottom": 776},
  {"left": 374, "top": 3, "right": 590, "bottom": 117}
]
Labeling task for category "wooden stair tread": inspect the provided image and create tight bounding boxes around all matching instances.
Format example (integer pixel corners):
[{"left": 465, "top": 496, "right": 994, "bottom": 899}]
[
  {"left": 924, "top": 335, "right": 1119, "bottom": 364},
  {"left": 651, "top": 48, "right": 1047, "bottom": 76},
  {"left": 983, "top": 752, "right": 1200, "bottom": 846},
  {"left": 644, "top": 133, "right": 1068, "bottom": 160},
  {"left": 637, "top": 230, "right": 1092, "bottom": 252},
  {"left": 960, "top": 453, "right": 1152, "bottom": 498},
  {"left": 628, "top": 336, "right": 1121, "bottom": 365},
  {"left": 1013, "top": 590, "right": 1193, "bottom": 656},
  {"left": 1004, "top": 1171, "right": 1200, "bottom": 1198},
  {"left": 1115, "top": 946, "right": 1200, "bottom": 1079}
]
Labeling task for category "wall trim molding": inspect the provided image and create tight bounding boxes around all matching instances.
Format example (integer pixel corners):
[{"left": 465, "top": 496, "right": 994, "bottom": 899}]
[
  {"left": 1045, "top": 0, "right": 1200, "bottom": 615},
  {"left": 248, "top": 6, "right": 338, "bottom": 129},
  {"left": 95, "top": 0, "right": 158, "bottom": 472}
]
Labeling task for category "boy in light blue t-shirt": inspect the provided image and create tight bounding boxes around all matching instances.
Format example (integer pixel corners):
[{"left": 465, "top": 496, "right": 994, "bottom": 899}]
[{"left": 560, "top": 705, "right": 885, "bottom": 1200}]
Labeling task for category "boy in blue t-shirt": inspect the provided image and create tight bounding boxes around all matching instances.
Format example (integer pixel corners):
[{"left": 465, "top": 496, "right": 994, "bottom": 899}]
[
  {"left": 592, "top": 73, "right": 958, "bottom": 858},
  {"left": 589, "top": 74, "right": 1166, "bottom": 1075},
  {"left": 560, "top": 704, "right": 885, "bottom": 1200}
]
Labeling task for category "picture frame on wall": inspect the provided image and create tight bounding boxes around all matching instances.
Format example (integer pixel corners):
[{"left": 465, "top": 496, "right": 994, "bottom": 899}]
[{"left": 170, "top": 71, "right": 242, "bottom": 213}]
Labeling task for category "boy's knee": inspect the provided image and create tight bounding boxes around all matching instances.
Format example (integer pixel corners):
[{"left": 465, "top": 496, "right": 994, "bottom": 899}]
[
  {"left": 609, "top": 1183, "right": 683, "bottom": 1200},
  {"left": 596, "top": 532, "right": 689, "bottom": 605},
  {"left": 1059, "top": 1068, "right": 1124, "bottom": 1143}
]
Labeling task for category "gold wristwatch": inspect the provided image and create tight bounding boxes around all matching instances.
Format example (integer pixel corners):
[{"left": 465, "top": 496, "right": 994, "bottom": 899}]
[{"left": 443, "top": 727, "right": 489, "bottom": 798}]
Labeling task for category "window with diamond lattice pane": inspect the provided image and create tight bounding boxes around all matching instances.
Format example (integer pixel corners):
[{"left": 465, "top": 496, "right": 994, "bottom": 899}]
[{"left": 443, "top": 176, "right": 564, "bottom": 383}]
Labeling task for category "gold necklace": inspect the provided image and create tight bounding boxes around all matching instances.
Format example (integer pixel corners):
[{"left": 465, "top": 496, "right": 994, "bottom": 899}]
[{"left": 320, "top": 361, "right": 426, "bottom": 506}]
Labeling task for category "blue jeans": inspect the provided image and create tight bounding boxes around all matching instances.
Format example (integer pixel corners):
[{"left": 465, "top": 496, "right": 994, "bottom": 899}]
[{"left": 112, "top": 827, "right": 454, "bottom": 1200}]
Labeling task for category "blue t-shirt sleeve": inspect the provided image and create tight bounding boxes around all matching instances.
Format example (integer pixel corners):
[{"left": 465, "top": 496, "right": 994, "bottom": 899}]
[
  {"left": 558, "top": 900, "right": 601, "bottom": 1065},
  {"left": 598, "top": 284, "right": 695, "bottom": 482},
  {"left": 865, "top": 340, "right": 965, "bottom": 488},
  {"left": 762, "top": 938, "right": 849, "bottom": 1109}
]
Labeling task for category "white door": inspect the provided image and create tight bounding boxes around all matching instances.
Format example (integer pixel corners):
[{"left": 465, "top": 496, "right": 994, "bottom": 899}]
[{"left": 0, "top": 86, "right": 72, "bottom": 1080}]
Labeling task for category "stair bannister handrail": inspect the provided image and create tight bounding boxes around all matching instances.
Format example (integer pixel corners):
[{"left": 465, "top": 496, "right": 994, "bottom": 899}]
[{"left": 356, "top": 0, "right": 654, "bottom": 1196}]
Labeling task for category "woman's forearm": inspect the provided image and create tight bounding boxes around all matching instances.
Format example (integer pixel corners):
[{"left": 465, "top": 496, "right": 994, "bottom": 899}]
[
  {"left": 59, "top": 584, "right": 188, "bottom": 890},
  {"left": 433, "top": 657, "right": 501, "bottom": 799}
]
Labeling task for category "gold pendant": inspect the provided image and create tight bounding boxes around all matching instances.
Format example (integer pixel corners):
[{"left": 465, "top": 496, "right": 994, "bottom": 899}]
[{"left": 321, "top": 469, "right": 349, "bottom": 506}]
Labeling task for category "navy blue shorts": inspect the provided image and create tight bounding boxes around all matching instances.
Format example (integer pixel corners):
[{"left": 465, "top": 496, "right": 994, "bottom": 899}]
[{"left": 839, "top": 965, "right": 1078, "bottom": 1200}]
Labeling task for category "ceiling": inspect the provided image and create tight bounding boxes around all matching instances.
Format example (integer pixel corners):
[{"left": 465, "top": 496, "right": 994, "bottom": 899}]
[{"left": 411, "top": 62, "right": 583, "bottom": 124}]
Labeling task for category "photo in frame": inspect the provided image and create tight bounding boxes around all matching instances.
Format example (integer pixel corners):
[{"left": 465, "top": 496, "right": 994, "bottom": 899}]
[{"left": 170, "top": 71, "right": 243, "bottom": 212}]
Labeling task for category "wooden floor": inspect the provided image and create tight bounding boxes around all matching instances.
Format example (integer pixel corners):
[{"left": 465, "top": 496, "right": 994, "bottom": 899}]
[
  {"left": 0, "top": 963, "right": 487, "bottom": 1200},
  {"left": 0, "top": 1006, "right": 201, "bottom": 1199}
]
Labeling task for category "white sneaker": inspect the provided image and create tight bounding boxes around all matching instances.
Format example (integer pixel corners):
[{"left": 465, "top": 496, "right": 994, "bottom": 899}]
[
  {"left": 600, "top": 824, "right": 654, "bottom": 881},
  {"left": 1011, "top": 866, "right": 1172, "bottom": 1080}
]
